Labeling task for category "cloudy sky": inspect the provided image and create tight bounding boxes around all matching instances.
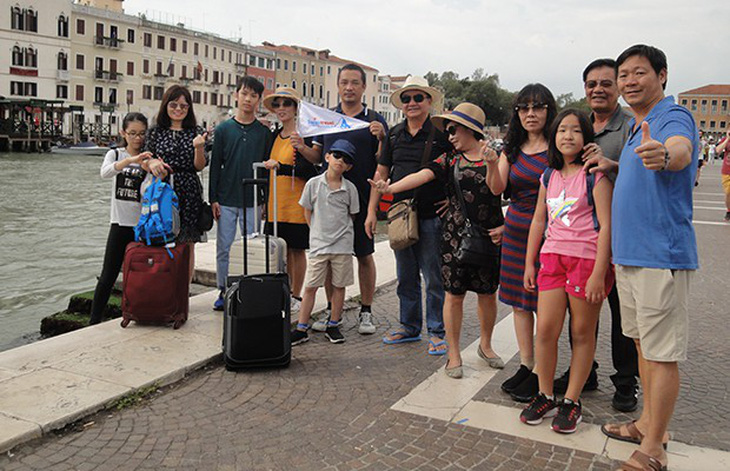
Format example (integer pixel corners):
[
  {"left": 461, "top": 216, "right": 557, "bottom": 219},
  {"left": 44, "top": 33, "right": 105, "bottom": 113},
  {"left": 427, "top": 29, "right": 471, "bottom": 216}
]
[{"left": 124, "top": 0, "right": 729, "bottom": 100}]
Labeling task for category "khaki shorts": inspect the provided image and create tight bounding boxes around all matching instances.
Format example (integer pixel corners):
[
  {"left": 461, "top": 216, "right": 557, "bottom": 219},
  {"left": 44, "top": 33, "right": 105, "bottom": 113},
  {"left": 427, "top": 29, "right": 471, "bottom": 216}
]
[
  {"left": 305, "top": 254, "right": 354, "bottom": 288},
  {"left": 722, "top": 174, "right": 730, "bottom": 194},
  {"left": 616, "top": 265, "right": 692, "bottom": 362}
]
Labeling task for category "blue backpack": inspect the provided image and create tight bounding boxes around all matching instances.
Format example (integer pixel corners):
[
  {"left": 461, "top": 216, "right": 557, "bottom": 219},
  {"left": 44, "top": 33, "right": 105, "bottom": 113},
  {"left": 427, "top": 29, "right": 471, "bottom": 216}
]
[
  {"left": 543, "top": 168, "right": 599, "bottom": 231},
  {"left": 134, "top": 177, "right": 180, "bottom": 253}
]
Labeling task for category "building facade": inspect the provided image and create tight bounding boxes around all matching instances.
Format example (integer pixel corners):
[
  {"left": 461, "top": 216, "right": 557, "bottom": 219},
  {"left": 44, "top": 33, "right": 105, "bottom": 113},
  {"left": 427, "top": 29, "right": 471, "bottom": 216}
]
[
  {"left": 678, "top": 84, "right": 730, "bottom": 140},
  {"left": 1, "top": 0, "right": 72, "bottom": 101}
]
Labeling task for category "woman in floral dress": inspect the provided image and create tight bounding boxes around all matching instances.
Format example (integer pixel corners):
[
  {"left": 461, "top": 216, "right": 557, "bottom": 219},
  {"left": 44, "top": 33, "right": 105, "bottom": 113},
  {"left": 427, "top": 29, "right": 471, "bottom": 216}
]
[
  {"left": 145, "top": 85, "right": 208, "bottom": 281},
  {"left": 370, "top": 103, "right": 505, "bottom": 379}
]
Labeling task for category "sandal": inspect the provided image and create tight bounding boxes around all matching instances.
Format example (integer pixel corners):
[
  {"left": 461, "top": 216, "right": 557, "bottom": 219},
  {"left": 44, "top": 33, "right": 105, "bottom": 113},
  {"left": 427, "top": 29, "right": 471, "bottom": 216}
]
[
  {"left": 382, "top": 330, "right": 421, "bottom": 345},
  {"left": 601, "top": 421, "right": 669, "bottom": 450},
  {"left": 617, "top": 450, "right": 667, "bottom": 471},
  {"left": 428, "top": 339, "right": 448, "bottom": 356}
]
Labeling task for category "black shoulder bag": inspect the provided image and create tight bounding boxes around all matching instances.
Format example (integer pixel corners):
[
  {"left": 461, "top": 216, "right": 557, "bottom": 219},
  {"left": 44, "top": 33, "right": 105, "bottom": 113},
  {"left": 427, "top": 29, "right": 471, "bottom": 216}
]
[{"left": 451, "top": 157, "right": 500, "bottom": 266}]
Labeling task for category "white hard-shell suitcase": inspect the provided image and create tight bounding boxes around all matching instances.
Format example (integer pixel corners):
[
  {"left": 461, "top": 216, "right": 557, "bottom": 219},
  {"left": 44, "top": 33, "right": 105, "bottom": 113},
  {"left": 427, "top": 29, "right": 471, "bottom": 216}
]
[{"left": 242, "top": 162, "right": 287, "bottom": 275}]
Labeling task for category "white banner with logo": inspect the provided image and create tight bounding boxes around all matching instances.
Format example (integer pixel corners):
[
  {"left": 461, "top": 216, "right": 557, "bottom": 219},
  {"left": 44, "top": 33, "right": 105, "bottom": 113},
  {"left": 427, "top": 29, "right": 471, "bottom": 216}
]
[{"left": 296, "top": 101, "right": 370, "bottom": 138}]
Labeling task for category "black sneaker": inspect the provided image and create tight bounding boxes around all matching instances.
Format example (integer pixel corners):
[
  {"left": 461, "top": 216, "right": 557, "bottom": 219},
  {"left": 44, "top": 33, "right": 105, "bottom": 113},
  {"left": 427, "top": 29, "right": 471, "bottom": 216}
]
[
  {"left": 554, "top": 367, "right": 598, "bottom": 394},
  {"left": 501, "top": 365, "right": 532, "bottom": 393},
  {"left": 291, "top": 329, "right": 309, "bottom": 346},
  {"left": 510, "top": 372, "right": 539, "bottom": 403},
  {"left": 325, "top": 325, "right": 345, "bottom": 344},
  {"left": 612, "top": 384, "right": 639, "bottom": 413},
  {"left": 552, "top": 399, "right": 582, "bottom": 434},
  {"left": 725, "top": 212, "right": 730, "bottom": 222},
  {"left": 520, "top": 393, "right": 558, "bottom": 425}
]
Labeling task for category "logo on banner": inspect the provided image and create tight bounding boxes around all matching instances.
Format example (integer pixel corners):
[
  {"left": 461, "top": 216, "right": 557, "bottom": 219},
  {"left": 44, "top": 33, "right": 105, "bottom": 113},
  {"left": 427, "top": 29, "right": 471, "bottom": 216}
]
[{"left": 297, "top": 101, "right": 370, "bottom": 138}]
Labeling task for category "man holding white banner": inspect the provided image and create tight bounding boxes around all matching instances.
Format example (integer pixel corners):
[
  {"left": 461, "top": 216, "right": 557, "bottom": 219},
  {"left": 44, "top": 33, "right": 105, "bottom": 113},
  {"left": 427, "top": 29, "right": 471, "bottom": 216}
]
[{"left": 299, "top": 63, "right": 388, "bottom": 335}]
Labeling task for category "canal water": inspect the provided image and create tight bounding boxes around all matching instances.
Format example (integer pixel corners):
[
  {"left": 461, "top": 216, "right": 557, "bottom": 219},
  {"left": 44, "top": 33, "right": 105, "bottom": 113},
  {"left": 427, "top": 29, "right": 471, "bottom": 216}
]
[{"left": 0, "top": 151, "right": 210, "bottom": 352}]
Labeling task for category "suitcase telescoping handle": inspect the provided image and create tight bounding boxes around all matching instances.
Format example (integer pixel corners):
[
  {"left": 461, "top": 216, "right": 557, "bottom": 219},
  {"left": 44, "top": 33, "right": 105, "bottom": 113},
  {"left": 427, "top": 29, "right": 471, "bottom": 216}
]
[
  {"left": 242, "top": 177, "right": 269, "bottom": 275},
  {"left": 252, "top": 162, "right": 278, "bottom": 237}
]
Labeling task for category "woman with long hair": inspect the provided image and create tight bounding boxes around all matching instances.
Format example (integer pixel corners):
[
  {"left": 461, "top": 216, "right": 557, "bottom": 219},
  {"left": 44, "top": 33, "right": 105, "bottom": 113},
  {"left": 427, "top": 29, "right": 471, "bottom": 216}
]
[
  {"left": 145, "top": 85, "right": 208, "bottom": 280},
  {"left": 484, "top": 84, "right": 557, "bottom": 402}
]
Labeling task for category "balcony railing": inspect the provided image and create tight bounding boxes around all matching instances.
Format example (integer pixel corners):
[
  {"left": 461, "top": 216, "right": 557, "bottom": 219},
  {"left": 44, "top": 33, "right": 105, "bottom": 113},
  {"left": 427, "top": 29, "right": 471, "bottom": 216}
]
[
  {"left": 153, "top": 74, "right": 168, "bottom": 84},
  {"left": 94, "top": 36, "right": 124, "bottom": 49},
  {"left": 56, "top": 69, "right": 70, "bottom": 81},
  {"left": 94, "top": 70, "right": 123, "bottom": 82}
]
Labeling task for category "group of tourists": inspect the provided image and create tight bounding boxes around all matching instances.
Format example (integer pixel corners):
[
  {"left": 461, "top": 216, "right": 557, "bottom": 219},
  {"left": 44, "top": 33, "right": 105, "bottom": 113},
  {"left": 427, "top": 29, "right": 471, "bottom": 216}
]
[{"left": 90, "top": 43, "right": 703, "bottom": 471}]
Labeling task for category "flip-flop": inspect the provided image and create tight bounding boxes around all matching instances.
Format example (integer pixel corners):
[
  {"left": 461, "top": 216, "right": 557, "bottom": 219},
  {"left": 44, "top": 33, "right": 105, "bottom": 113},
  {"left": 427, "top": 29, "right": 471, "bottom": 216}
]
[
  {"left": 601, "top": 421, "right": 669, "bottom": 450},
  {"left": 382, "top": 331, "right": 421, "bottom": 344},
  {"left": 427, "top": 339, "right": 448, "bottom": 356}
]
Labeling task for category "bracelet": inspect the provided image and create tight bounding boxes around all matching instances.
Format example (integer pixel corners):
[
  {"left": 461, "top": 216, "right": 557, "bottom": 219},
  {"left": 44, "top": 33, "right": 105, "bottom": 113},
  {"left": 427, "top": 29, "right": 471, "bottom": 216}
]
[{"left": 659, "top": 146, "right": 670, "bottom": 171}]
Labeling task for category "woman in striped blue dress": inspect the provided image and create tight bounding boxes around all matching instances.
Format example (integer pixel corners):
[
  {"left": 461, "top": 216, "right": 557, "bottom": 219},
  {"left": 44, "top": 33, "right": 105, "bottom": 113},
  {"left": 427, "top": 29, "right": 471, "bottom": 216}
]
[{"left": 485, "top": 84, "right": 557, "bottom": 402}]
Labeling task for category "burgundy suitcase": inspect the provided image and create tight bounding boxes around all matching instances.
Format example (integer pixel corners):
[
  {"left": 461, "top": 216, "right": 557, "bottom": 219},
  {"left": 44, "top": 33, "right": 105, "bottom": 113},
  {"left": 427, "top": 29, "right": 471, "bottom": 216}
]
[{"left": 121, "top": 242, "right": 190, "bottom": 329}]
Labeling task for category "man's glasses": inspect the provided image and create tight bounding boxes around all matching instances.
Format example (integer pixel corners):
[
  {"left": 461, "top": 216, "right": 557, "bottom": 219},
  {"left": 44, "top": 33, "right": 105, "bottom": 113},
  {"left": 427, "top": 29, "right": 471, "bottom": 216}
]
[
  {"left": 584, "top": 80, "right": 616, "bottom": 89},
  {"left": 272, "top": 99, "right": 295, "bottom": 108},
  {"left": 515, "top": 102, "right": 548, "bottom": 113},
  {"left": 168, "top": 102, "right": 190, "bottom": 111},
  {"left": 401, "top": 93, "right": 426, "bottom": 104}
]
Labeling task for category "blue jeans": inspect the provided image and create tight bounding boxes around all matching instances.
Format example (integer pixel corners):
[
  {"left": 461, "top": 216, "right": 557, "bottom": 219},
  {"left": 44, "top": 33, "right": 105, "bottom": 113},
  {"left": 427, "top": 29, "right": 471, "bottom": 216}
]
[
  {"left": 216, "top": 205, "right": 259, "bottom": 290},
  {"left": 394, "top": 216, "right": 445, "bottom": 338}
]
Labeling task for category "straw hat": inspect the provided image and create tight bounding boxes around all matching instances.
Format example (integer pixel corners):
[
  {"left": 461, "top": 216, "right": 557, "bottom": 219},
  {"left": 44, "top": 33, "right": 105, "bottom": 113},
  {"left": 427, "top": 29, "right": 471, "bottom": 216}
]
[
  {"left": 263, "top": 87, "right": 301, "bottom": 112},
  {"left": 390, "top": 75, "right": 443, "bottom": 108},
  {"left": 431, "top": 103, "right": 486, "bottom": 138}
]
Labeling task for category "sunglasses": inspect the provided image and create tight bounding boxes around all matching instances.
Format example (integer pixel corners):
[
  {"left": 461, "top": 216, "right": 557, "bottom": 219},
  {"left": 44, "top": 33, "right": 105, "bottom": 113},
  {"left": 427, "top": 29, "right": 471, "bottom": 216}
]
[
  {"left": 168, "top": 102, "right": 189, "bottom": 111},
  {"left": 272, "top": 99, "right": 295, "bottom": 108},
  {"left": 515, "top": 102, "right": 548, "bottom": 113},
  {"left": 331, "top": 151, "right": 353, "bottom": 163},
  {"left": 401, "top": 93, "right": 426, "bottom": 104},
  {"left": 445, "top": 124, "right": 462, "bottom": 136}
]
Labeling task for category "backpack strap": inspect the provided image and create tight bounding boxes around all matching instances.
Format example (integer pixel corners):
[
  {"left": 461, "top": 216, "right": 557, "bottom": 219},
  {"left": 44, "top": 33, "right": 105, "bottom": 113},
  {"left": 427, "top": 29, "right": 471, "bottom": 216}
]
[
  {"left": 586, "top": 172, "right": 600, "bottom": 231},
  {"left": 542, "top": 167, "right": 554, "bottom": 188}
]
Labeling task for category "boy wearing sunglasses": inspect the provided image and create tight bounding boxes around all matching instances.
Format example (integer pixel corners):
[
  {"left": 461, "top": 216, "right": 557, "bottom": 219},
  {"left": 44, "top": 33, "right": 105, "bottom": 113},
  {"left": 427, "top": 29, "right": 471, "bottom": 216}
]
[
  {"left": 209, "top": 76, "right": 272, "bottom": 311},
  {"left": 292, "top": 140, "right": 360, "bottom": 345}
]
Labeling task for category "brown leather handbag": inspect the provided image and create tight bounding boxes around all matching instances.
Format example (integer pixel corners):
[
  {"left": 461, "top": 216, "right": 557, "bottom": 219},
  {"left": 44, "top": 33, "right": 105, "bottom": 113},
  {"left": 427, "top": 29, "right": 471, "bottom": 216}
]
[{"left": 385, "top": 124, "right": 436, "bottom": 251}]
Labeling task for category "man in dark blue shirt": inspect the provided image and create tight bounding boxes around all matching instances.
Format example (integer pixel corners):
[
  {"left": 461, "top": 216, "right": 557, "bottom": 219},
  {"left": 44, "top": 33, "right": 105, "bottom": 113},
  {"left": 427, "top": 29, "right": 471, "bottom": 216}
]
[{"left": 309, "top": 63, "right": 388, "bottom": 335}]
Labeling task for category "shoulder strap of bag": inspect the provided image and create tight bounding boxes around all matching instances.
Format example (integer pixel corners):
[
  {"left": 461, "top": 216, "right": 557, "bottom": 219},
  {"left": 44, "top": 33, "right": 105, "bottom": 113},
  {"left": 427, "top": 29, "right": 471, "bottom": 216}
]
[
  {"left": 412, "top": 123, "right": 437, "bottom": 203},
  {"left": 450, "top": 156, "right": 479, "bottom": 234}
]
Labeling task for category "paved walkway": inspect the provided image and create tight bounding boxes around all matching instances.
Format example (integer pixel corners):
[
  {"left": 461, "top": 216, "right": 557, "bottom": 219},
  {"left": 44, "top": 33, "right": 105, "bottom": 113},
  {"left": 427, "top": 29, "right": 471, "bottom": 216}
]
[{"left": 0, "top": 166, "right": 728, "bottom": 470}]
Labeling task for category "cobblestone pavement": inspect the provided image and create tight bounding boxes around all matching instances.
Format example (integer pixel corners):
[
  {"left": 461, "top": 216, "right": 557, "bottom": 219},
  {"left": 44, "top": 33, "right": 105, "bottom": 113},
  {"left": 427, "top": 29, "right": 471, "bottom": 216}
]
[{"left": 0, "top": 283, "right": 617, "bottom": 471}]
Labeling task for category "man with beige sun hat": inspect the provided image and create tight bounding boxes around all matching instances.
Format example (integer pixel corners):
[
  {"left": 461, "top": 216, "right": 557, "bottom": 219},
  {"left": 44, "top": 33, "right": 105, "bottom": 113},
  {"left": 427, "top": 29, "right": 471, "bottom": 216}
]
[{"left": 366, "top": 75, "right": 453, "bottom": 355}]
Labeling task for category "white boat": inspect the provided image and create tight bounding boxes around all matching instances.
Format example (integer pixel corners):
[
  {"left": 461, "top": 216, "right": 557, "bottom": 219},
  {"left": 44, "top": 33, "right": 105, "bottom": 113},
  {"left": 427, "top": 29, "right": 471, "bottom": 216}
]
[{"left": 50, "top": 142, "right": 110, "bottom": 156}]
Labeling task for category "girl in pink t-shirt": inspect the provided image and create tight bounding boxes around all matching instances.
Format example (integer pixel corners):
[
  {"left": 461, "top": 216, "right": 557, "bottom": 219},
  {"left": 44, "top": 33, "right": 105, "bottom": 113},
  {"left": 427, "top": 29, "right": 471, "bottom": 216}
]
[{"left": 519, "top": 109, "right": 614, "bottom": 434}]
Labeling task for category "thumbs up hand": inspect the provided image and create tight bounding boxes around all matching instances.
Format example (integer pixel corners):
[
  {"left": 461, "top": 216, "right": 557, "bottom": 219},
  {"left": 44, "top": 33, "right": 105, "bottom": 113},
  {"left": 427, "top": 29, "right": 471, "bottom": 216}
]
[{"left": 635, "top": 121, "right": 667, "bottom": 171}]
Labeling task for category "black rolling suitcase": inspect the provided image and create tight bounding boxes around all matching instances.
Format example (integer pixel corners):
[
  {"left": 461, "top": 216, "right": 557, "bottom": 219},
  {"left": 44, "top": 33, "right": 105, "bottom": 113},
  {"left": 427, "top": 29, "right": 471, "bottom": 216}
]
[{"left": 222, "top": 176, "right": 291, "bottom": 370}]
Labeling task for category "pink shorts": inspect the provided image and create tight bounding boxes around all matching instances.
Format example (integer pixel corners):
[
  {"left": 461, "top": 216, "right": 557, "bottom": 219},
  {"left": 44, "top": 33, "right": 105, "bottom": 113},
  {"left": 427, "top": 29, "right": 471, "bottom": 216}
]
[{"left": 537, "top": 252, "right": 615, "bottom": 299}]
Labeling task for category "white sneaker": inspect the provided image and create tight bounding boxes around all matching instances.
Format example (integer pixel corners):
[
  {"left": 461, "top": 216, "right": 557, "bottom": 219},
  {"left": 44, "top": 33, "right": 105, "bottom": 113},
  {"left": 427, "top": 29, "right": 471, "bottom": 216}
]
[
  {"left": 358, "top": 311, "right": 376, "bottom": 335},
  {"left": 290, "top": 296, "right": 301, "bottom": 312},
  {"left": 311, "top": 308, "right": 333, "bottom": 332}
]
